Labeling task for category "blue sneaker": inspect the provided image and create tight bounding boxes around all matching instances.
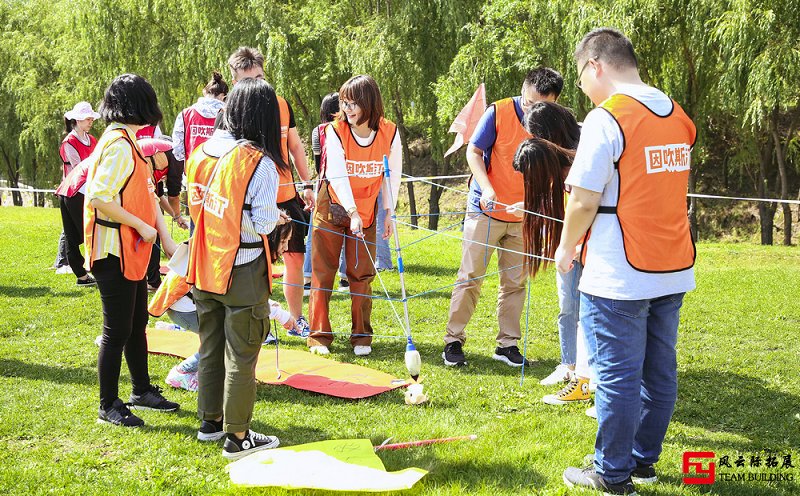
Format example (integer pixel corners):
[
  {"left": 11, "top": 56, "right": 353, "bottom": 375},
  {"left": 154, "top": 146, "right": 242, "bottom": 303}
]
[{"left": 288, "top": 316, "right": 310, "bottom": 338}]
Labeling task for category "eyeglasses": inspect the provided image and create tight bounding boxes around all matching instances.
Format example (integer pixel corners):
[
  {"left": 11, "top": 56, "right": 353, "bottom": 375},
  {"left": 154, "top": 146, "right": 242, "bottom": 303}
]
[
  {"left": 575, "top": 57, "right": 597, "bottom": 89},
  {"left": 340, "top": 100, "right": 358, "bottom": 111}
]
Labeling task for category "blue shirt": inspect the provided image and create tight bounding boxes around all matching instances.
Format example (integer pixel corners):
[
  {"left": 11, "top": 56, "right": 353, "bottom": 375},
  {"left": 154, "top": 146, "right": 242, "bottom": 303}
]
[{"left": 467, "top": 96, "right": 525, "bottom": 212}]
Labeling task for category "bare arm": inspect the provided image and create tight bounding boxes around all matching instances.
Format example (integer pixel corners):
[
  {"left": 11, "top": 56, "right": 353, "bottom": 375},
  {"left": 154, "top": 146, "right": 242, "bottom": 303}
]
[
  {"left": 288, "top": 127, "right": 315, "bottom": 210},
  {"left": 555, "top": 186, "right": 601, "bottom": 273}
]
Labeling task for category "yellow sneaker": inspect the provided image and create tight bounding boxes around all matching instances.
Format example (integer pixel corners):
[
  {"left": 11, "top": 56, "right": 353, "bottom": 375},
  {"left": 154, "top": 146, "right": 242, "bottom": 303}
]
[{"left": 542, "top": 376, "right": 591, "bottom": 405}]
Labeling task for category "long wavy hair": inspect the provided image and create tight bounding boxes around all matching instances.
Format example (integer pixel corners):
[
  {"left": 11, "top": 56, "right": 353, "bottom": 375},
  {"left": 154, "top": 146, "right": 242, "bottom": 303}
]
[{"left": 514, "top": 102, "right": 580, "bottom": 277}]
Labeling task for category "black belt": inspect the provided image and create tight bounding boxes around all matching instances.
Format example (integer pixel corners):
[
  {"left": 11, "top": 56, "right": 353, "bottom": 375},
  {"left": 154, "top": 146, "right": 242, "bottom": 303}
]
[
  {"left": 239, "top": 240, "right": 262, "bottom": 249},
  {"left": 96, "top": 218, "right": 121, "bottom": 228}
]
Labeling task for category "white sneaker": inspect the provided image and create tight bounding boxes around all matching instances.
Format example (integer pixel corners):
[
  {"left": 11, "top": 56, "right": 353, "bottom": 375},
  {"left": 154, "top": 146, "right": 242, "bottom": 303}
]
[
  {"left": 94, "top": 335, "right": 103, "bottom": 347},
  {"left": 589, "top": 380, "right": 597, "bottom": 393},
  {"left": 310, "top": 345, "right": 330, "bottom": 355},
  {"left": 585, "top": 406, "right": 597, "bottom": 419},
  {"left": 353, "top": 345, "right": 372, "bottom": 356},
  {"left": 539, "top": 364, "right": 573, "bottom": 386}
]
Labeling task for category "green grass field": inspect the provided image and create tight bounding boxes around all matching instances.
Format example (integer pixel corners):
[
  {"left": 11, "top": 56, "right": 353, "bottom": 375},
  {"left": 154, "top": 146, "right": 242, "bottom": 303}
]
[{"left": 1, "top": 207, "right": 799, "bottom": 495}]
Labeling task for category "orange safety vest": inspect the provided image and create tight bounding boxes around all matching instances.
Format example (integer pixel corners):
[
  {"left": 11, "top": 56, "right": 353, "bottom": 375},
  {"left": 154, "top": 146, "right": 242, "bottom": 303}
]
[
  {"left": 275, "top": 96, "right": 296, "bottom": 203},
  {"left": 581, "top": 94, "right": 697, "bottom": 273},
  {"left": 326, "top": 118, "right": 397, "bottom": 228},
  {"left": 83, "top": 129, "right": 156, "bottom": 281},
  {"left": 480, "top": 98, "right": 530, "bottom": 222},
  {"left": 185, "top": 141, "right": 273, "bottom": 295},
  {"left": 148, "top": 271, "right": 192, "bottom": 317}
]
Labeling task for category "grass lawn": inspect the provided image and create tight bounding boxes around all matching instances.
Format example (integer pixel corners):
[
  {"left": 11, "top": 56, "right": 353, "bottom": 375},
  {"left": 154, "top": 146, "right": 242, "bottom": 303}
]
[{"left": 1, "top": 206, "right": 799, "bottom": 495}]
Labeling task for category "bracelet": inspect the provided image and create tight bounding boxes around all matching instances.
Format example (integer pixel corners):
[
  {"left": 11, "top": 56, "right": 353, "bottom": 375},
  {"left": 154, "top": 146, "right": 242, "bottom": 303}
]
[
  {"left": 346, "top": 206, "right": 358, "bottom": 217},
  {"left": 303, "top": 184, "right": 314, "bottom": 190}
]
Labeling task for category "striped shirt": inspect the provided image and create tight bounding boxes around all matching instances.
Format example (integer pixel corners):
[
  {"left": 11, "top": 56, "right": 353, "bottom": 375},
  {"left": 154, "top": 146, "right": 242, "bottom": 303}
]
[
  {"left": 200, "top": 130, "right": 280, "bottom": 266},
  {"left": 85, "top": 123, "right": 155, "bottom": 264}
]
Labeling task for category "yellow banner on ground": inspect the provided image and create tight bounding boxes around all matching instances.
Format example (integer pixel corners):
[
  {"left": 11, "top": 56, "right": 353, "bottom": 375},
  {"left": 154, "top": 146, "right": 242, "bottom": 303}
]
[{"left": 227, "top": 439, "right": 427, "bottom": 491}]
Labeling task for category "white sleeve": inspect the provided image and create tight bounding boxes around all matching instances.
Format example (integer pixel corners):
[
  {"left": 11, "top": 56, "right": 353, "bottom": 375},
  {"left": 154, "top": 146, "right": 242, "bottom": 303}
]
[
  {"left": 269, "top": 299, "right": 291, "bottom": 325},
  {"left": 565, "top": 108, "right": 623, "bottom": 193},
  {"left": 171, "top": 112, "right": 186, "bottom": 161},
  {"left": 153, "top": 124, "right": 164, "bottom": 138},
  {"left": 383, "top": 131, "right": 402, "bottom": 210},
  {"left": 324, "top": 125, "right": 356, "bottom": 210}
]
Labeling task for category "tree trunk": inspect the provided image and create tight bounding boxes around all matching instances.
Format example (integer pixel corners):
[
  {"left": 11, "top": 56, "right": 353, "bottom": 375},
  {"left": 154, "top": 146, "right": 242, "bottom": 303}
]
[
  {"left": 771, "top": 113, "right": 796, "bottom": 246},
  {"left": 0, "top": 146, "right": 23, "bottom": 206},
  {"left": 391, "top": 88, "right": 417, "bottom": 228},
  {"left": 757, "top": 139, "right": 776, "bottom": 245},
  {"left": 427, "top": 155, "right": 451, "bottom": 231}
]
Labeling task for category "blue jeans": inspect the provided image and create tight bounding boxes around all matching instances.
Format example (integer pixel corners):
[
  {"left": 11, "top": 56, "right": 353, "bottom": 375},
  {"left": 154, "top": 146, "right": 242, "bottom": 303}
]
[
  {"left": 374, "top": 191, "right": 393, "bottom": 270},
  {"left": 580, "top": 292, "right": 685, "bottom": 484},
  {"left": 556, "top": 260, "right": 582, "bottom": 365}
]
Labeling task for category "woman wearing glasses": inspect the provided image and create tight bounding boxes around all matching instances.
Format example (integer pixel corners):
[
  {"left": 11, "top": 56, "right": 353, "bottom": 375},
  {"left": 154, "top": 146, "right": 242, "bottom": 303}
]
[{"left": 307, "top": 75, "right": 402, "bottom": 357}]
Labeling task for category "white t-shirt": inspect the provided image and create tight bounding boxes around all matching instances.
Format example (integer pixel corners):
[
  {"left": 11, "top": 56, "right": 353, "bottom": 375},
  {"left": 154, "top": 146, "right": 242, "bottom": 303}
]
[{"left": 565, "top": 83, "right": 696, "bottom": 300}]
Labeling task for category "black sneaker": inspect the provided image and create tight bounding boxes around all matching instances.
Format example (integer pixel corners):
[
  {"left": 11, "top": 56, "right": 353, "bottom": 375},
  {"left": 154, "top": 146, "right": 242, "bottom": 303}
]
[
  {"left": 129, "top": 385, "right": 180, "bottom": 412},
  {"left": 442, "top": 341, "right": 467, "bottom": 366},
  {"left": 76, "top": 275, "right": 96, "bottom": 287},
  {"left": 197, "top": 418, "right": 225, "bottom": 442},
  {"left": 631, "top": 464, "right": 657, "bottom": 484},
  {"left": 98, "top": 398, "right": 144, "bottom": 427},
  {"left": 339, "top": 278, "right": 350, "bottom": 290},
  {"left": 492, "top": 345, "right": 529, "bottom": 367},
  {"left": 303, "top": 282, "right": 311, "bottom": 296},
  {"left": 563, "top": 466, "right": 637, "bottom": 495},
  {"left": 222, "top": 430, "right": 280, "bottom": 460}
]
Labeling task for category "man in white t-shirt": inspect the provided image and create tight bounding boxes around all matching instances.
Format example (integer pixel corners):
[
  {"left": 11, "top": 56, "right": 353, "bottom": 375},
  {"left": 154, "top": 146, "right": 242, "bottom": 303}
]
[{"left": 557, "top": 28, "right": 697, "bottom": 495}]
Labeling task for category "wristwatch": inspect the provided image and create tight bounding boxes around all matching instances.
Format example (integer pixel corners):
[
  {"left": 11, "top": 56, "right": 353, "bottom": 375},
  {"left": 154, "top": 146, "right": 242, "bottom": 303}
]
[{"left": 346, "top": 206, "right": 358, "bottom": 218}]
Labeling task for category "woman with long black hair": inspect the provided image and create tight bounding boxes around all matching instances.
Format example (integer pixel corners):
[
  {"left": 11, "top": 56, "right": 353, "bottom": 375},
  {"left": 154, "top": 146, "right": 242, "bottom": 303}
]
[
  {"left": 185, "top": 77, "right": 287, "bottom": 460},
  {"left": 510, "top": 102, "right": 592, "bottom": 408}
]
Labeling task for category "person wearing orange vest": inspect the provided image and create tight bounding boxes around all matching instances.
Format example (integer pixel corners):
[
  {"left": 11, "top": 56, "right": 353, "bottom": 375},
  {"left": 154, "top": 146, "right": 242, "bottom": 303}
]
[
  {"left": 227, "top": 46, "right": 314, "bottom": 337},
  {"left": 307, "top": 74, "right": 402, "bottom": 357},
  {"left": 558, "top": 29, "right": 697, "bottom": 495},
  {"left": 185, "top": 77, "right": 288, "bottom": 460},
  {"left": 508, "top": 102, "right": 597, "bottom": 408},
  {"left": 442, "top": 68, "right": 563, "bottom": 368},
  {"left": 55, "top": 101, "right": 99, "bottom": 286},
  {"left": 149, "top": 221, "right": 296, "bottom": 393},
  {"left": 84, "top": 74, "right": 181, "bottom": 428}
]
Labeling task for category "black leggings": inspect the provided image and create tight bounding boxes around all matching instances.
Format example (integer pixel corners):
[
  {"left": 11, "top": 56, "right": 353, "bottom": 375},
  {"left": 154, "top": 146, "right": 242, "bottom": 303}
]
[
  {"left": 59, "top": 193, "right": 88, "bottom": 278},
  {"left": 93, "top": 255, "right": 151, "bottom": 409}
]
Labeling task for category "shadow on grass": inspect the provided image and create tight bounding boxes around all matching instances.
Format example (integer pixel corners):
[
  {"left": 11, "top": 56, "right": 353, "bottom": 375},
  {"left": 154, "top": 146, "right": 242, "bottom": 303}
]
[
  {"left": 0, "top": 358, "right": 96, "bottom": 385},
  {"left": 0, "top": 285, "right": 83, "bottom": 298},
  {"left": 675, "top": 369, "right": 800, "bottom": 449}
]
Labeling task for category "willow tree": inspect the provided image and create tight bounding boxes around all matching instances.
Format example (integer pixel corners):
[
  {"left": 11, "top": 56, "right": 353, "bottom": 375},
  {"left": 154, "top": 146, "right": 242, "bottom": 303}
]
[{"left": 713, "top": 0, "right": 800, "bottom": 245}]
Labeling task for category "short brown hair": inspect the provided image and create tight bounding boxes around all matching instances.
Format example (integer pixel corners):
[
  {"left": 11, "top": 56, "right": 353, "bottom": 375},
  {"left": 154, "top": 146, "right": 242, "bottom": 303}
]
[
  {"left": 574, "top": 28, "right": 638, "bottom": 71},
  {"left": 228, "top": 46, "right": 265, "bottom": 79},
  {"left": 337, "top": 75, "right": 384, "bottom": 130}
]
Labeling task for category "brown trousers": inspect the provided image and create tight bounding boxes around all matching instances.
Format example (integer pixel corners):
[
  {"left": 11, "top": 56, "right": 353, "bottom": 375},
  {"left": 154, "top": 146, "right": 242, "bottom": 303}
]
[
  {"left": 444, "top": 212, "right": 526, "bottom": 348},
  {"left": 308, "top": 186, "right": 377, "bottom": 348}
]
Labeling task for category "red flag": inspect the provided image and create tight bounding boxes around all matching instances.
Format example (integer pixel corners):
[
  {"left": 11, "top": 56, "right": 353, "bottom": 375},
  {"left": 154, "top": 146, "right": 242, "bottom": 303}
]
[{"left": 444, "top": 83, "right": 487, "bottom": 157}]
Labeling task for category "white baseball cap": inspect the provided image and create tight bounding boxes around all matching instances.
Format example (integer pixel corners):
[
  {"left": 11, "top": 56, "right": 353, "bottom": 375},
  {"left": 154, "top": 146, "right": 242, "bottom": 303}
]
[{"left": 64, "top": 102, "right": 100, "bottom": 121}]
